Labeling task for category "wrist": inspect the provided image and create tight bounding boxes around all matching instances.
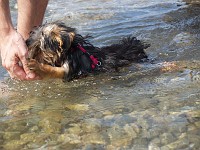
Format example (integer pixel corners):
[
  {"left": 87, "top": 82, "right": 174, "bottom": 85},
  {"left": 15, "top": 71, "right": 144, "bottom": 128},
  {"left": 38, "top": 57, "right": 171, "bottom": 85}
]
[
  {"left": 0, "top": 26, "right": 15, "bottom": 36},
  {"left": 0, "top": 27, "right": 16, "bottom": 48}
]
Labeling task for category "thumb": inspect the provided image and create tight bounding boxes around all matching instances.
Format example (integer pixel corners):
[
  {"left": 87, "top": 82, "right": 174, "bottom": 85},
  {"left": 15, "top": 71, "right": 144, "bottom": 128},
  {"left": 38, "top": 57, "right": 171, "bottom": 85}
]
[
  {"left": 15, "top": 32, "right": 36, "bottom": 79},
  {"left": 19, "top": 53, "right": 36, "bottom": 79}
]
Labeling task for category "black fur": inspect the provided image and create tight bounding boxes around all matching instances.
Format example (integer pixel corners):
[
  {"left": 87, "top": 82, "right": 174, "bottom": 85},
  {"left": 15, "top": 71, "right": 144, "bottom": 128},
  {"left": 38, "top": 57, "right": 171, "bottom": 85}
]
[
  {"left": 26, "top": 21, "right": 150, "bottom": 81},
  {"left": 64, "top": 35, "right": 149, "bottom": 81}
]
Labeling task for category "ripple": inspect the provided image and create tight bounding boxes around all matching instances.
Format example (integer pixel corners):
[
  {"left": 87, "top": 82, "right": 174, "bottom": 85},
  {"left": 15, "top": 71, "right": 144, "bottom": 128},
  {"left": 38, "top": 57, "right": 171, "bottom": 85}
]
[{"left": 1, "top": 0, "right": 200, "bottom": 149}]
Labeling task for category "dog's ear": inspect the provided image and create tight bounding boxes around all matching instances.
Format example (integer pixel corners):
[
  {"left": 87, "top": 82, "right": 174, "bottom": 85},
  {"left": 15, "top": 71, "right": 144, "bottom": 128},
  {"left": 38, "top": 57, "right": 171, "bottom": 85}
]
[
  {"left": 26, "top": 38, "right": 41, "bottom": 60},
  {"left": 51, "top": 30, "right": 63, "bottom": 50},
  {"left": 41, "top": 23, "right": 76, "bottom": 54},
  {"left": 50, "top": 31, "right": 75, "bottom": 50}
]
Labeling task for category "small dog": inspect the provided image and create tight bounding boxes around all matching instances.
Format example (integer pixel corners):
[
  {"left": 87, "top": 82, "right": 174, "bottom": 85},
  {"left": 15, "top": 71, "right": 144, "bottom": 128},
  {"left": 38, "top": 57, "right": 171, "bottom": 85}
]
[{"left": 26, "top": 21, "right": 150, "bottom": 81}]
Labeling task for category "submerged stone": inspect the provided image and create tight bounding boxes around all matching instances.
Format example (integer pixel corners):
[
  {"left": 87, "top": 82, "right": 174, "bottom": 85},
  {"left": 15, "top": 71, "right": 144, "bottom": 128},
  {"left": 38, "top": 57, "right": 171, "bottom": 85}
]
[
  {"left": 107, "top": 125, "right": 134, "bottom": 147},
  {"left": 38, "top": 118, "right": 62, "bottom": 134},
  {"left": 81, "top": 119, "right": 102, "bottom": 133},
  {"left": 58, "top": 133, "right": 81, "bottom": 144},
  {"left": 3, "top": 140, "right": 25, "bottom": 150},
  {"left": 82, "top": 133, "right": 106, "bottom": 144},
  {"left": 65, "top": 104, "right": 89, "bottom": 111}
]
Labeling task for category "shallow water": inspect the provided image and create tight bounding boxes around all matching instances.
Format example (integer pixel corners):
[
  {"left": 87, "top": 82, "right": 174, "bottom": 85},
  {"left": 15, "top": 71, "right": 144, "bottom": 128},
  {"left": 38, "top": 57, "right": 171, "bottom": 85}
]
[{"left": 0, "top": 0, "right": 200, "bottom": 149}]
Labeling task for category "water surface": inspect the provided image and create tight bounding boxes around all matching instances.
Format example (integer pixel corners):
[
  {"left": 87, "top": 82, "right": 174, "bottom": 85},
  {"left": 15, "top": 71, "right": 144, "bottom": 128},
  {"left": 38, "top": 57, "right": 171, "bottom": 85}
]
[{"left": 0, "top": 0, "right": 200, "bottom": 149}]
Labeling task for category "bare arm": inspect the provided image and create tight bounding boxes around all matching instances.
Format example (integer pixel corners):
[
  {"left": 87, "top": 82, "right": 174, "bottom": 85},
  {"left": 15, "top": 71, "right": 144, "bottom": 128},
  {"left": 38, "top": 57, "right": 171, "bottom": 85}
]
[
  {"left": 0, "top": 0, "right": 14, "bottom": 37},
  {"left": 0, "top": 0, "right": 48, "bottom": 80},
  {"left": 17, "top": 0, "right": 49, "bottom": 39},
  {"left": 0, "top": 0, "right": 30, "bottom": 80}
]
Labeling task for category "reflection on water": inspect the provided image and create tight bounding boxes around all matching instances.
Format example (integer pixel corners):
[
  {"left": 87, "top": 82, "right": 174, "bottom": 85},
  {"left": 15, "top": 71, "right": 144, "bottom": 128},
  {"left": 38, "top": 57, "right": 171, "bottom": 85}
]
[{"left": 0, "top": 0, "right": 200, "bottom": 149}]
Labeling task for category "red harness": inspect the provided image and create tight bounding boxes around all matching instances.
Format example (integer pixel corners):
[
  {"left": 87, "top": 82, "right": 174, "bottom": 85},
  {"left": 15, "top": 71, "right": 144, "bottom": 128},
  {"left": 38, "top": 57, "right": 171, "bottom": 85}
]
[{"left": 77, "top": 44, "right": 101, "bottom": 70}]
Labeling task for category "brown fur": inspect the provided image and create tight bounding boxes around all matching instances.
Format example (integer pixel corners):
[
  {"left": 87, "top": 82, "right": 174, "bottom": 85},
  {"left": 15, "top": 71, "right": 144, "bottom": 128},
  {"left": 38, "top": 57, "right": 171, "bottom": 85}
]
[{"left": 26, "top": 21, "right": 149, "bottom": 81}]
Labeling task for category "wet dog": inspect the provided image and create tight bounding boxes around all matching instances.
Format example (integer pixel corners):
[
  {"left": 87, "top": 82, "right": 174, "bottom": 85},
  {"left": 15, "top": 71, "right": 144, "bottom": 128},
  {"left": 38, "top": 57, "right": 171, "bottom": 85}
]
[{"left": 26, "top": 21, "right": 150, "bottom": 81}]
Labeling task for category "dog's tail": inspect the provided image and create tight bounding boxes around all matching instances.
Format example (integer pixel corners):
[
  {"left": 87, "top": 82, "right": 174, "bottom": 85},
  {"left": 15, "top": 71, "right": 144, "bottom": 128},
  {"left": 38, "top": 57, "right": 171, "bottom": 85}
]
[{"left": 100, "top": 36, "right": 150, "bottom": 70}]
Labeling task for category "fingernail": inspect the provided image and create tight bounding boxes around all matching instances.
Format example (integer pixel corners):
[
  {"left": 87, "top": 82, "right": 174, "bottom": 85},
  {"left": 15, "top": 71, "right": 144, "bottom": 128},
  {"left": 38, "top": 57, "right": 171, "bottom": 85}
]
[{"left": 27, "top": 72, "right": 35, "bottom": 79}]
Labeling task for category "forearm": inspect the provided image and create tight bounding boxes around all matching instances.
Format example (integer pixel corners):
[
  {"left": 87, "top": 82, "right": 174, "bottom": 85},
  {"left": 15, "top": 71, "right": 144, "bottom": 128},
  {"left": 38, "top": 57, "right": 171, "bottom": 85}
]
[
  {"left": 34, "top": 0, "right": 49, "bottom": 26},
  {"left": 0, "top": 0, "right": 40, "bottom": 80},
  {"left": 0, "top": 0, "right": 15, "bottom": 41},
  {"left": 17, "top": 0, "right": 49, "bottom": 40}
]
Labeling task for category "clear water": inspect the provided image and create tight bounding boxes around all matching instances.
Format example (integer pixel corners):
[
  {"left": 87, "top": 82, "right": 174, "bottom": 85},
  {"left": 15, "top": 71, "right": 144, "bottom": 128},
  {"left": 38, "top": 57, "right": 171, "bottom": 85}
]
[{"left": 0, "top": 0, "right": 200, "bottom": 149}]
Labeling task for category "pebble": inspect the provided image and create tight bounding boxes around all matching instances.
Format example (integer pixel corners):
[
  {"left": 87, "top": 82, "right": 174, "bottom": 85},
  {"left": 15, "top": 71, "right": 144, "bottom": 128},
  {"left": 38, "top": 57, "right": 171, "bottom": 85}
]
[
  {"left": 82, "top": 133, "right": 106, "bottom": 144},
  {"left": 65, "top": 104, "right": 89, "bottom": 111},
  {"left": 38, "top": 118, "right": 62, "bottom": 134},
  {"left": 81, "top": 119, "right": 102, "bottom": 133},
  {"left": 160, "top": 133, "right": 176, "bottom": 145}
]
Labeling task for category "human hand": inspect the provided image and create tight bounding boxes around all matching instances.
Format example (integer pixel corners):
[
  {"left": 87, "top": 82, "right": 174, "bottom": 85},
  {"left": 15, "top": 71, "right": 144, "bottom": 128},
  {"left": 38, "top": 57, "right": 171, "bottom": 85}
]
[{"left": 0, "top": 29, "right": 39, "bottom": 80}]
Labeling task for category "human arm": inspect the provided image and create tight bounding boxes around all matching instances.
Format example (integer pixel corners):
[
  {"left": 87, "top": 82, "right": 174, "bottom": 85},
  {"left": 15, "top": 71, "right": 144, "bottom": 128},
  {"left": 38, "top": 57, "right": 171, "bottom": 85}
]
[
  {"left": 0, "top": 0, "right": 34, "bottom": 80},
  {"left": 17, "top": 0, "right": 49, "bottom": 40},
  {"left": 0, "top": 0, "right": 48, "bottom": 80}
]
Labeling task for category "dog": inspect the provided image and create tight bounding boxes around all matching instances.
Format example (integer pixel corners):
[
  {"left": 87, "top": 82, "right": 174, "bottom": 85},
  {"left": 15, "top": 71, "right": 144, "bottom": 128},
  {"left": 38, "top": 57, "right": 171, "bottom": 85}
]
[{"left": 26, "top": 21, "right": 150, "bottom": 81}]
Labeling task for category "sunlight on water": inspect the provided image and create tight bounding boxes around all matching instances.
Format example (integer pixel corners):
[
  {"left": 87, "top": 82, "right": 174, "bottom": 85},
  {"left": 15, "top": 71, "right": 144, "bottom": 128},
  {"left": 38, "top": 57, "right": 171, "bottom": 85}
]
[{"left": 0, "top": 0, "right": 200, "bottom": 149}]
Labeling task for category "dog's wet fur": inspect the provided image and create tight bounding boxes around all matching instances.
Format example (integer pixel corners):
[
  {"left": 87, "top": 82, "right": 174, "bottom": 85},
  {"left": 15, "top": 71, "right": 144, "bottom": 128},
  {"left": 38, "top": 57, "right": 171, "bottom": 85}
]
[{"left": 26, "top": 21, "right": 150, "bottom": 81}]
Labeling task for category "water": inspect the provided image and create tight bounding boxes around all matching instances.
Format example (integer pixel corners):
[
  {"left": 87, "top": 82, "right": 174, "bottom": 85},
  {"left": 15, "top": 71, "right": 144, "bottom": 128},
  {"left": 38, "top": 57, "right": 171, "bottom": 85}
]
[{"left": 0, "top": 0, "right": 200, "bottom": 149}]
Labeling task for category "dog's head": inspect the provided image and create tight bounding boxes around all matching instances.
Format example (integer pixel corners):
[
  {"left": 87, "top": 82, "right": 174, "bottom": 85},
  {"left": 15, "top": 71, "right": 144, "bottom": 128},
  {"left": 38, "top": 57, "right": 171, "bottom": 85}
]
[
  {"left": 26, "top": 21, "right": 75, "bottom": 66},
  {"left": 26, "top": 21, "right": 103, "bottom": 81}
]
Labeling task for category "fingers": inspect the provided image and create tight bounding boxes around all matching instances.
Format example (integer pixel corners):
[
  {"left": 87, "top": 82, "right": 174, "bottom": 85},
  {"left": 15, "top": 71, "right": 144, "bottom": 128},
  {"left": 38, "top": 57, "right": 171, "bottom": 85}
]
[
  {"left": 4, "top": 56, "right": 31, "bottom": 80},
  {"left": 7, "top": 71, "right": 15, "bottom": 79},
  {"left": 6, "top": 61, "right": 40, "bottom": 81},
  {"left": 3, "top": 59, "right": 27, "bottom": 80},
  {"left": 14, "top": 32, "right": 38, "bottom": 80},
  {"left": 1, "top": 31, "right": 39, "bottom": 81},
  {"left": 27, "top": 59, "right": 43, "bottom": 80},
  {"left": 19, "top": 53, "right": 36, "bottom": 79},
  {"left": 1, "top": 45, "right": 26, "bottom": 80},
  {"left": 13, "top": 64, "right": 27, "bottom": 80}
]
